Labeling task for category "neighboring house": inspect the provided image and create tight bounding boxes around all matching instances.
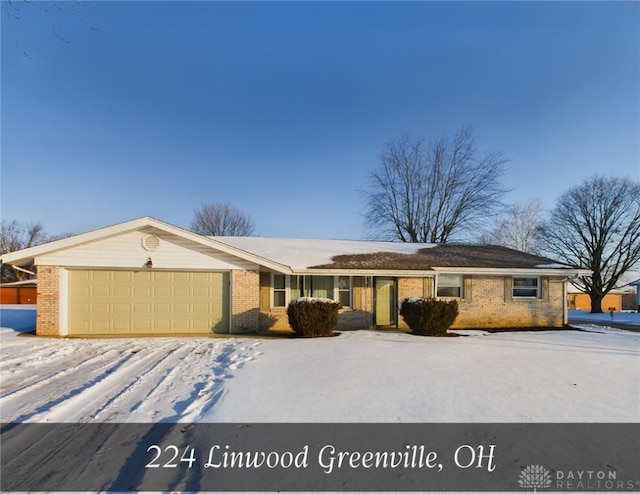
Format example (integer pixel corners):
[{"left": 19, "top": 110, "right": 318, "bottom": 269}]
[
  {"left": 566, "top": 284, "right": 624, "bottom": 312},
  {"left": 0, "top": 217, "right": 589, "bottom": 337},
  {"left": 0, "top": 279, "right": 37, "bottom": 304},
  {"left": 629, "top": 279, "right": 640, "bottom": 312}
]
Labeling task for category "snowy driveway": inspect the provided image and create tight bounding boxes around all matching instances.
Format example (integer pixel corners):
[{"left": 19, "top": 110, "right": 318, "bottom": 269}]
[
  {"left": 0, "top": 335, "right": 262, "bottom": 423},
  {"left": 1, "top": 326, "right": 638, "bottom": 424}
]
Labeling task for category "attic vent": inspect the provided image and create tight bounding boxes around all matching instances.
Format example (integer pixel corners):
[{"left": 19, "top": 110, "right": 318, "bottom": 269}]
[{"left": 142, "top": 234, "right": 160, "bottom": 252}]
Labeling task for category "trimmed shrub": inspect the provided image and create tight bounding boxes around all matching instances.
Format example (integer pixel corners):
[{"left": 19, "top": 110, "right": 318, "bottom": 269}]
[
  {"left": 399, "top": 297, "right": 459, "bottom": 336},
  {"left": 287, "top": 297, "right": 341, "bottom": 337}
]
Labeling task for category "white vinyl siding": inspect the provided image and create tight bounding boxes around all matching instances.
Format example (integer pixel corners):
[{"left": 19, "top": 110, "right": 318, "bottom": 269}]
[{"left": 38, "top": 230, "right": 258, "bottom": 271}]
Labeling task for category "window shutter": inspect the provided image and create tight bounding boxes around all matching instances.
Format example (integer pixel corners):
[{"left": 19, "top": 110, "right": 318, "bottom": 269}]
[
  {"left": 423, "top": 278, "right": 434, "bottom": 299},
  {"left": 504, "top": 277, "right": 513, "bottom": 301},
  {"left": 259, "top": 272, "right": 271, "bottom": 310},
  {"left": 352, "top": 276, "right": 364, "bottom": 310},
  {"left": 463, "top": 275, "right": 472, "bottom": 302},
  {"left": 542, "top": 277, "right": 549, "bottom": 300}
]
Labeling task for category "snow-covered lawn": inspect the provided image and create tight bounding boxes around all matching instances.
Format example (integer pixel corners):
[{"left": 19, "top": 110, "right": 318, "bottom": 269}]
[
  {"left": 569, "top": 308, "right": 640, "bottom": 327},
  {"left": 1, "top": 315, "right": 638, "bottom": 424}
]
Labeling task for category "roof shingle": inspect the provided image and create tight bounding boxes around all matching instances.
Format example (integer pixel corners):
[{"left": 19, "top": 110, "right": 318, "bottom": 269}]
[{"left": 310, "top": 244, "right": 568, "bottom": 270}]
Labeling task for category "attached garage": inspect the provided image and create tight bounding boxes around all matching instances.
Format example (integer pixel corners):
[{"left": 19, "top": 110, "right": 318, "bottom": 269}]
[
  {"left": 67, "top": 269, "right": 229, "bottom": 335},
  {"left": 1, "top": 216, "right": 590, "bottom": 337}
]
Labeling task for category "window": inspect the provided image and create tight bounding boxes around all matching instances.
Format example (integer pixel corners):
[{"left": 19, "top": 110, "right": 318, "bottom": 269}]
[
  {"left": 513, "top": 277, "right": 539, "bottom": 298},
  {"left": 437, "top": 274, "right": 463, "bottom": 298},
  {"left": 273, "top": 274, "right": 286, "bottom": 307},
  {"left": 303, "top": 275, "right": 334, "bottom": 299},
  {"left": 338, "top": 276, "right": 351, "bottom": 307},
  {"left": 269, "top": 274, "right": 352, "bottom": 307},
  {"left": 290, "top": 275, "right": 302, "bottom": 300}
]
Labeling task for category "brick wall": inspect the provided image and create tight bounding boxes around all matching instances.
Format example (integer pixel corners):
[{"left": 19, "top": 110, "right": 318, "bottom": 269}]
[
  {"left": 256, "top": 273, "right": 567, "bottom": 332},
  {"left": 397, "top": 278, "right": 427, "bottom": 329},
  {"left": 452, "top": 275, "right": 565, "bottom": 328},
  {"left": 396, "top": 275, "right": 565, "bottom": 329},
  {"left": 259, "top": 307, "right": 373, "bottom": 331},
  {"left": 231, "top": 269, "right": 260, "bottom": 333},
  {"left": 257, "top": 274, "right": 376, "bottom": 332},
  {"left": 36, "top": 266, "right": 61, "bottom": 336}
]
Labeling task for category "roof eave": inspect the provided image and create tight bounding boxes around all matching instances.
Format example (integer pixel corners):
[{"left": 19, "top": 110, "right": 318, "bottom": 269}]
[
  {"left": 0, "top": 216, "right": 293, "bottom": 273},
  {"left": 430, "top": 266, "right": 592, "bottom": 277},
  {"left": 293, "top": 268, "right": 435, "bottom": 277},
  {"left": 296, "top": 267, "right": 592, "bottom": 277}
]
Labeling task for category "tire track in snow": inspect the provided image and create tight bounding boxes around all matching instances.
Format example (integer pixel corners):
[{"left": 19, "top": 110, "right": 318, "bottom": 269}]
[
  {"left": 27, "top": 343, "right": 188, "bottom": 423},
  {"left": 0, "top": 346, "right": 126, "bottom": 401},
  {"left": 3, "top": 349, "right": 140, "bottom": 423},
  {"left": 0, "top": 345, "right": 139, "bottom": 423},
  {"left": 0, "top": 339, "right": 61, "bottom": 368},
  {"left": 82, "top": 344, "right": 190, "bottom": 422},
  {"left": 97, "top": 342, "right": 207, "bottom": 421},
  {"left": 174, "top": 341, "right": 262, "bottom": 422},
  {"left": 1, "top": 338, "right": 263, "bottom": 424},
  {"left": 127, "top": 341, "right": 230, "bottom": 422}
]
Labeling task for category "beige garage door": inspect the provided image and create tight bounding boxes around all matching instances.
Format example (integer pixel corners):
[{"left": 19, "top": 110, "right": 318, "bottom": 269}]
[{"left": 68, "top": 270, "right": 229, "bottom": 335}]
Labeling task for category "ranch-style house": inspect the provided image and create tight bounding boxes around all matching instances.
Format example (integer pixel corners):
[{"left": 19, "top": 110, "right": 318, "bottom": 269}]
[{"left": 0, "top": 217, "right": 590, "bottom": 337}]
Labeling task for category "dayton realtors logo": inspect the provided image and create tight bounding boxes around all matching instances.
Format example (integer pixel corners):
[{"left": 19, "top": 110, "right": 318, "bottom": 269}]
[
  {"left": 519, "top": 465, "right": 639, "bottom": 491},
  {"left": 519, "top": 465, "right": 552, "bottom": 492}
]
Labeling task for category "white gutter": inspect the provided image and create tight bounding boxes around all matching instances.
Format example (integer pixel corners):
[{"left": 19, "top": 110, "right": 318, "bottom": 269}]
[
  {"left": 292, "top": 268, "right": 435, "bottom": 277},
  {"left": 430, "top": 266, "right": 592, "bottom": 277}
]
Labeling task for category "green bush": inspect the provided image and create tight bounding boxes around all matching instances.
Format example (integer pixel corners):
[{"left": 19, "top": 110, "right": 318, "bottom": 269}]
[
  {"left": 287, "top": 297, "right": 341, "bottom": 337},
  {"left": 399, "top": 297, "right": 459, "bottom": 336}
]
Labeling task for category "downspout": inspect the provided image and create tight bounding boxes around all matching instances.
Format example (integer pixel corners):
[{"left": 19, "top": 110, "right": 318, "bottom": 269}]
[{"left": 563, "top": 277, "right": 570, "bottom": 326}]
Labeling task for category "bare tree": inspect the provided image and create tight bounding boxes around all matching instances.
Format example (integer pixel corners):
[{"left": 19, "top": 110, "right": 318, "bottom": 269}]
[
  {"left": 480, "top": 198, "right": 545, "bottom": 253},
  {"left": 3, "top": 0, "right": 98, "bottom": 58},
  {"left": 0, "top": 220, "right": 64, "bottom": 281},
  {"left": 363, "top": 125, "right": 509, "bottom": 243},
  {"left": 539, "top": 175, "right": 640, "bottom": 313},
  {"left": 191, "top": 202, "right": 256, "bottom": 237}
]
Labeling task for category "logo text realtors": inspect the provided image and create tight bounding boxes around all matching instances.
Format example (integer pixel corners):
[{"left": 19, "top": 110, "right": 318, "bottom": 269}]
[{"left": 556, "top": 470, "right": 636, "bottom": 490}]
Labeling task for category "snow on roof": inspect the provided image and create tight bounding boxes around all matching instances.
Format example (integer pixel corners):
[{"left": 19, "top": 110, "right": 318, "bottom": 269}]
[{"left": 211, "top": 236, "right": 434, "bottom": 271}]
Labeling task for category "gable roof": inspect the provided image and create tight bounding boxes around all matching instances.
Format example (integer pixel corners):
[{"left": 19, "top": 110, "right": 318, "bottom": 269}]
[
  {"left": 0, "top": 217, "right": 590, "bottom": 277},
  {"left": 213, "top": 237, "right": 588, "bottom": 276},
  {"left": 211, "top": 236, "right": 435, "bottom": 272},
  {"left": 0, "top": 217, "right": 289, "bottom": 273}
]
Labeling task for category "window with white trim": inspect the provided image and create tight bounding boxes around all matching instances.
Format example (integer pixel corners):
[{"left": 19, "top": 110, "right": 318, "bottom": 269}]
[
  {"left": 302, "top": 275, "right": 334, "bottom": 299},
  {"left": 513, "top": 277, "right": 540, "bottom": 298},
  {"left": 436, "top": 274, "right": 463, "bottom": 298},
  {"left": 270, "top": 275, "right": 352, "bottom": 307},
  {"left": 273, "top": 274, "right": 286, "bottom": 307},
  {"left": 338, "top": 276, "right": 351, "bottom": 307}
]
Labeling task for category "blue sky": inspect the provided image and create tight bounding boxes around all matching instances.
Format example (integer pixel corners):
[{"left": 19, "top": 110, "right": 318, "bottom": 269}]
[{"left": 2, "top": 1, "right": 639, "bottom": 240}]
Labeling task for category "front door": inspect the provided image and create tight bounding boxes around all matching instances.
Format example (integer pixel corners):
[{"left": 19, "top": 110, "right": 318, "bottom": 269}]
[{"left": 375, "top": 277, "right": 396, "bottom": 326}]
